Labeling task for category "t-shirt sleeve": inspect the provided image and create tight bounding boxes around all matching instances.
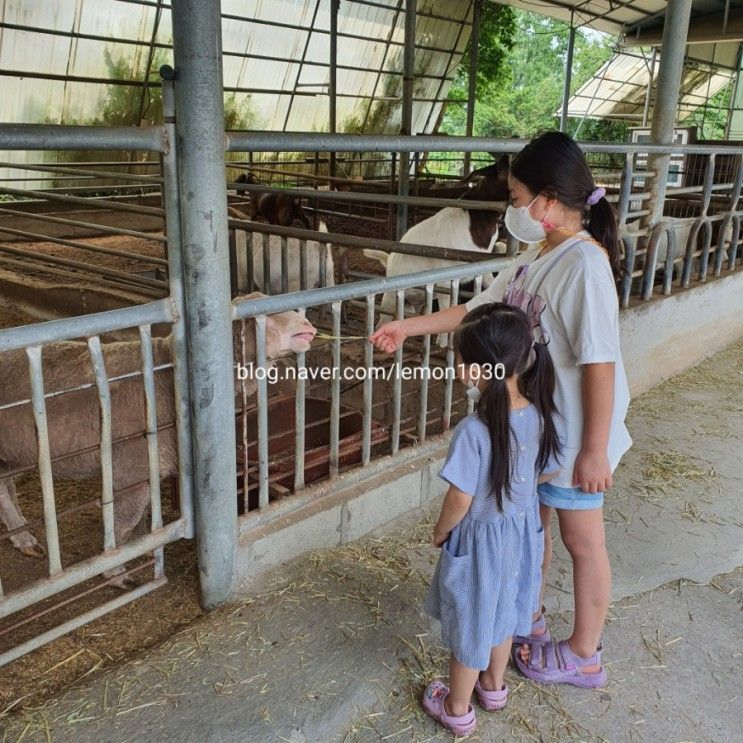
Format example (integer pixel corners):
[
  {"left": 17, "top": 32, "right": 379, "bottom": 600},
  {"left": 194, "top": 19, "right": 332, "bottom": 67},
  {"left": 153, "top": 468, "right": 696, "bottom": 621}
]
[
  {"left": 463, "top": 269, "right": 509, "bottom": 313},
  {"left": 561, "top": 252, "right": 622, "bottom": 366},
  {"left": 438, "top": 421, "right": 481, "bottom": 496}
]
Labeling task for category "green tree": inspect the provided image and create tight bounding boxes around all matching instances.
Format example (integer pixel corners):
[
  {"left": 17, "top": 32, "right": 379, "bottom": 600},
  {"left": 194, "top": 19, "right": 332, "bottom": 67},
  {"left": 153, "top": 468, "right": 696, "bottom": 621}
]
[{"left": 441, "top": 8, "right": 626, "bottom": 145}]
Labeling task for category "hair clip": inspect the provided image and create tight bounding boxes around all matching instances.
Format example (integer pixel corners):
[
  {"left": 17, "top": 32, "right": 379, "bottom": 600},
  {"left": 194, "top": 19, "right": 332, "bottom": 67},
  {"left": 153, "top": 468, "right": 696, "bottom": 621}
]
[{"left": 586, "top": 186, "right": 606, "bottom": 206}]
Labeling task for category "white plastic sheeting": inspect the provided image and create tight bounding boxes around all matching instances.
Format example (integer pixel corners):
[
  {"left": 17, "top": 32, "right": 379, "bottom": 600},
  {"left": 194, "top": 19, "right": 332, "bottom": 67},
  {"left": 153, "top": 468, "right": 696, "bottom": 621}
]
[{"left": 0, "top": 0, "right": 473, "bottom": 134}]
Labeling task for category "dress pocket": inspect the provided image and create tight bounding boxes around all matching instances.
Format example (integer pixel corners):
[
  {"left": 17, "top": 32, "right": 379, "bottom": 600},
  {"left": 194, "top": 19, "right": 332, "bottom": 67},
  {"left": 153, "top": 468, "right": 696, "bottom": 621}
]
[{"left": 438, "top": 542, "right": 472, "bottom": 611}]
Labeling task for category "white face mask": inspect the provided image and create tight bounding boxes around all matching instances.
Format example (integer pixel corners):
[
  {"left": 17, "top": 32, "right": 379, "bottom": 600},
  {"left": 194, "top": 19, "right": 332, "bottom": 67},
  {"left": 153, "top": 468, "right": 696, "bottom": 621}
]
[
  {"left": 465, "top": 379, "right": 482, "bottom": 403},
  {"left": 505, "top": 195, "right": 552, "bottom": 244}
]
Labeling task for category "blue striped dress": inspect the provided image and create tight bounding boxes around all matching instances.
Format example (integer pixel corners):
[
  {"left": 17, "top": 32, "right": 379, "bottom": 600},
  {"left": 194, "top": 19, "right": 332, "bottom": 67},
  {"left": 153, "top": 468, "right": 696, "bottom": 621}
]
[{"left": 424, "top": 405, "right": 559, "bottom": 671}]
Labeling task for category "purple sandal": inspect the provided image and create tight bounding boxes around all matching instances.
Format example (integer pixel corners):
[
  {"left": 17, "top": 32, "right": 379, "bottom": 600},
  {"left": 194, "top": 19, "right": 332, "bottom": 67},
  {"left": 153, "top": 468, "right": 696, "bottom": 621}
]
[
  {"left": 512, "top": 607, "right": 551, "bottom": 648},
  {"left": 513, "top": 639, "right": 607, "bottom": 688},
  {"left": 422, "top": 680, "right": 477, "bottom": 737}
]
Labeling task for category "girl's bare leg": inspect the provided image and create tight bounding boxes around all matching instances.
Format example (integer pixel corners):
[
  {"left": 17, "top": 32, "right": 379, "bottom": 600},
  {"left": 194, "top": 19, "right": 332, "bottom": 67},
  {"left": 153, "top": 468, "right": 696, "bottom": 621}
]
[
  {"left": 445, "top": 655, "right": 479, "bottom": 717},
  {"left": 478, "top": 637, "right": 512, "bottom": 692},
  {"left": 558, "top": 507, "right": 610, "bottom": 673}
]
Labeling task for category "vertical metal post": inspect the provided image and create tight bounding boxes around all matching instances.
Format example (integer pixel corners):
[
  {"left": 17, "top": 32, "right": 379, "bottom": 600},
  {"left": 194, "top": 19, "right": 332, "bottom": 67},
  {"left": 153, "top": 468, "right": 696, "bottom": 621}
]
[
  {"left": 463, "top": 0, "right": 481, "bottom": 175},
  {"left": 560, "top": 20, "right": 576, "bottom": 133},
  {"left": 171, "top": 0, "right": 237, "bottom": 609},
  {"left": 329, "top": 0, "right": 339, "bottom": 179},
  {"left": 160, "top": 68, "right": 195, "bottom": 539},
  {"left": 725, "top": 43, "right": 743, "bottom": 140},
  {"left": 645, "top": 0, "right": 692, "bottom": 226},
  {"left": 642, "top": 47, "right": 657, "bottom": 127},
  {"left": 396, "top": 0, "right": 416, "bottom": 240}
]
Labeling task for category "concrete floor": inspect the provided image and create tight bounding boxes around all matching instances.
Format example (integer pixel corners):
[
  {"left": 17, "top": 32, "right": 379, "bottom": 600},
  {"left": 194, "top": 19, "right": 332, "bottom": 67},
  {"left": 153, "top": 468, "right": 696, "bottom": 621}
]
[{"left": 1, "top": 339, "right": 742, "bottom": 743}]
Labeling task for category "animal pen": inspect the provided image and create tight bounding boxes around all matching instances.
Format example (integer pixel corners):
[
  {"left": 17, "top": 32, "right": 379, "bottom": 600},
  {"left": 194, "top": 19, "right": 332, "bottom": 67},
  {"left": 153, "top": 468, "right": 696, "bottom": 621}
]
[{"left": 0, "top": 0, "right": 742, "bottom": 671}]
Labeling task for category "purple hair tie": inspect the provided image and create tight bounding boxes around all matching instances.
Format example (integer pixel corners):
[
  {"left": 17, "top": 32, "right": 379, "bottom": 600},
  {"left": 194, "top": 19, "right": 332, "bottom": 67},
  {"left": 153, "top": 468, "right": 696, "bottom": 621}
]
[{"left": 586, "top": 186, "right": 606, "bottom": 206}]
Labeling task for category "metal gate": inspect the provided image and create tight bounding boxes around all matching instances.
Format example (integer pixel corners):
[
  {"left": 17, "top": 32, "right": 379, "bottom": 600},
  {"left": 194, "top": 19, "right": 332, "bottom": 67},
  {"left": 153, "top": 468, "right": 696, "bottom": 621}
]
[{"left": 0, "top": 80, "right": 194, "bottom": 666}]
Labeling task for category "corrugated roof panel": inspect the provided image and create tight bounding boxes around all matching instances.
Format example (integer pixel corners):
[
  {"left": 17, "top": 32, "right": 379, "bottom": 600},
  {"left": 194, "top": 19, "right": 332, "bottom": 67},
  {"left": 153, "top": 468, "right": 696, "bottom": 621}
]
[{"left": 563, "top": 50, "right": 735, "bottom": 122}]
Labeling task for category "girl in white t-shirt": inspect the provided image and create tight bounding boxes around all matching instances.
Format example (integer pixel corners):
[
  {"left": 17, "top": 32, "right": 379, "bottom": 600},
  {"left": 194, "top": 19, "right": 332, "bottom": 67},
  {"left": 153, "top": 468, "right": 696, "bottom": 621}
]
[{"left": 369, "top": 131, "right": 632, "bottom": 688}]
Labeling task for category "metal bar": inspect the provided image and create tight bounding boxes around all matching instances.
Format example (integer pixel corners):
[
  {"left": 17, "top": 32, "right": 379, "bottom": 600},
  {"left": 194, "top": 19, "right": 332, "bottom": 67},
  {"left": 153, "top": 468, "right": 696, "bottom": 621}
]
[
  {"left": 139, "top": 325, "right": 163, "bottom": 532},
  {"left": 87, "top": 336, "right": 116, "bottom": 551},
  {"left": 642, "top": 47, "right": 658, "bottom": 127},
  {"left": 0, "top": 254, "right": 163, "bottom": 300},
  {"left": 329, "top": 0, "right": 339, "bottom": 179},
  {"left": 0, "top": 160, "right": 163, "bottom": 184},
  {"left": 391, "top": 289, "right": 404, "bottom": 454},
  {"left": 0, "top": 184, "right": 165, "bottom": 216},
  {"left": 560, "top": 21, "right": 576, "bottom": 133},
  {"left": 294, "top": 332, "right": 306, "bottom": 492},
  {"left": 233, "top": 256, "right": 511, "bottom": 320},
  {"left": 171, "top": 0, "right": 237, "bottom": 607},
  {"left": 0, "top": 124, "right": 165, "bottom": 152},
  {"left": 0, "top": 206, "right": 168, "bottom": 243},
  {"left": 645, "top": 0, "right": 693, "bottom": 226},
  {"left": 226, "top": 132, "right": 743, "bottom": 156},
  {"left": 0, "top": 243, "right": 168, "bottom": 290},
  {"left": 116, "top": 0, "right": 468, "bottom": 55},
  {"left": 0, "top": 577, "right": 167, "bottom": 667},
  {"left": 418, "top": 285, "right": 433, "bottom": 441},
  {"left": 26, "top": 345, "right": 62, "bottom": 576},
  {"left": 282, "top": 0, "right": 322, "bottom": 131},
  {"left": 463, "top": 0, "right": 480, "bottom": 175},
  {"left": 0, "top": 298, "right": 173, "bottom": 353},
  {"left": 229, "top": 219, "right": 508, "bottom": 263},
  {"left": 0, "top": 519, "right": 182, "bottom": 619},
  {"left": 362, "top": 295, "right": 375, "bottom": 465},
  {"left": 396, "top": 0, "right": 417, "bottom": 241},
  {"left": 255, "top": 315, "right": 269, "bottom": 509},
  {"left": 230, "top": 181, "right": 506, "bottom": 212},
  {"left": 329, "top": 302, "right": 342, "bottom": 477},
  {"left": 0, "top": 223, "right": 168, "bottom": 267}
]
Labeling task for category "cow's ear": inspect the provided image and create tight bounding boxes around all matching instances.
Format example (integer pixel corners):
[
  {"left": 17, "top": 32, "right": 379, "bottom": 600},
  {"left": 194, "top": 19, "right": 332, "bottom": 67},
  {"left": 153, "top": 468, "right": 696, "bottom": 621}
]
[{"left": 495, "top": 154, "right": 510, "bottom": 176}]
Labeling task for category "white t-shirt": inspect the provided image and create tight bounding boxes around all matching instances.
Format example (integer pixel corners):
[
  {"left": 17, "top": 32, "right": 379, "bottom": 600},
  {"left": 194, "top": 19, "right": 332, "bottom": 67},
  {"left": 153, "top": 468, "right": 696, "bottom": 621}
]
[{"left": 464, "top": 232, "right": 632, "bottom": 489}]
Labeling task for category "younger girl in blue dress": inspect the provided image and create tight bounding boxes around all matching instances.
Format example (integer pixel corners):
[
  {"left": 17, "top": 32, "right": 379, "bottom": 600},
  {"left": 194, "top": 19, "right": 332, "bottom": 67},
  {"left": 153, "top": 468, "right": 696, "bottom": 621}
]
[{"left": 422, "top": 302, "right": 562, "bottom": 737}]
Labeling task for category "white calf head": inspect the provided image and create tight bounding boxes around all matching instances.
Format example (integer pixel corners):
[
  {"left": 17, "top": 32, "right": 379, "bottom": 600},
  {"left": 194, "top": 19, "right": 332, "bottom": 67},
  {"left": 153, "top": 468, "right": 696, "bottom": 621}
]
[{"left": 235, "top": 292, "right": 317, "bottom": 357}]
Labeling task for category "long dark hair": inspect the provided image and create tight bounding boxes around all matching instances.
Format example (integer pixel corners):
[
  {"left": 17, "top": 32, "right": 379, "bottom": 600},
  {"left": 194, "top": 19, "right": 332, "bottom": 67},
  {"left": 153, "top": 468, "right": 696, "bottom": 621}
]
[
  {"left": 510, "top": 130, "right": 622, "bottom": 281},
  {"left": 454, "top": 302, "right": 561, "bottom": 511}
]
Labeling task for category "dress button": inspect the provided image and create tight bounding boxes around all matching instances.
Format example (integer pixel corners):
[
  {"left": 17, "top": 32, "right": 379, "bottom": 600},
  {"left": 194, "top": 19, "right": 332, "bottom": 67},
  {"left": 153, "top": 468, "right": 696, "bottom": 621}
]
[
  {"left": 520, "top": 477, "right": 526, "bottom": 483},
  {"left": 520, "top": 444, "right": 526, "bottom": 451}
]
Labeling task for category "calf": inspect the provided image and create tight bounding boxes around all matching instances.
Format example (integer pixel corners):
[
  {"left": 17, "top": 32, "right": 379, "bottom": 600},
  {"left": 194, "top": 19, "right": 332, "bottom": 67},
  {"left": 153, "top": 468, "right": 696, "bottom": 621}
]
[
  {"left": 250, "top": 221, "right": 334, "bottom": 294},
  {"left": 364, "top": 155, "right": 510, "bottom": 345},
  {"left": 236, "top": 173, "right": 310, "bottom": 228},
  {"left": 0, "top": 293, "right": 316, "bottom": 584}
]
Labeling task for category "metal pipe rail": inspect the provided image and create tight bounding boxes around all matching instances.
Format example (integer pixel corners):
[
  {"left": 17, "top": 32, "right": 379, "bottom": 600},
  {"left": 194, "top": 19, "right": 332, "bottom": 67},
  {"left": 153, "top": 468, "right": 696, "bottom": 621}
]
[
  {"left": 0, "top": 161, "right": 164, "bottom": 184},
  {"left": 0, "top": 124, "right": 166, "bottom": 152},
  {"left": 0, "top": 207, "right": 168, "bottom": 244},
  {"left": 226, "top": 132, "right": 743, "bottom": 156},
  {"left": 230, "top": 180, "right": 507, "bottom": 211},
  {"left": 228, "top": 218, "right": 506, "bottom": 263}
]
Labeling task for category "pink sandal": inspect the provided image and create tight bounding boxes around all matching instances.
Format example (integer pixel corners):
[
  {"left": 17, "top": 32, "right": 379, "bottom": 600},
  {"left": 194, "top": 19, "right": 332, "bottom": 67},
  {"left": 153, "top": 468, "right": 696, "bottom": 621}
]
[
  {"left": 474, "top": 678, "right": 508, "bottom": 711},
  {"left": 513, "top": 639, "right": 607, "bottom": 688},
  {"left": 422, "top": 680, "right": 477, "bottom": 737}
]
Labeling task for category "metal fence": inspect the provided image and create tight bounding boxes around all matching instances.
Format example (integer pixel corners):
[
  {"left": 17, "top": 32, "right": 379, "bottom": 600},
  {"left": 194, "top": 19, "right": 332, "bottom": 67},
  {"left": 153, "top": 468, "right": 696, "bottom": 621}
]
[
  {"left": 0, "top": 120, "right": 741, "bottom": 665},
  {"left": 0, "top": 83, "right": 194, "bottom": 666}
]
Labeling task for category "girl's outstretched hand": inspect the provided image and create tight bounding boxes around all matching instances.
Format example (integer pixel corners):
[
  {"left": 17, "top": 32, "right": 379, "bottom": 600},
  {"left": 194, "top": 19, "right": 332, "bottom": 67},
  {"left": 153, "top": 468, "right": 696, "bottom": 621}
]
[
  {"left": 369, "top": 320, "right": 407, "bottom": 354},
  {"left": 572, "top": 448, "right": 612, "bottom": 493}
]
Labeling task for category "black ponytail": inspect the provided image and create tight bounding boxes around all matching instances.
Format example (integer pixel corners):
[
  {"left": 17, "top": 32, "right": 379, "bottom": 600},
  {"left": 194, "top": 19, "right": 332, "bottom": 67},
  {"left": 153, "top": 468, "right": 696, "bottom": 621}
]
[
  {"left": 478, "top": 374, "right": 514, "bottom": 512},
  {"left": 518, "top": 341, "right": 562, "bottom": 476},
  {"left": 454, "top": 302, "right": 561, "bottom": 511},
  {"left": 510, "top": 130, "right": 623, "bottom": 283},
  {"left": 587, "top": 196, "right": 622, "bottom": 281}
]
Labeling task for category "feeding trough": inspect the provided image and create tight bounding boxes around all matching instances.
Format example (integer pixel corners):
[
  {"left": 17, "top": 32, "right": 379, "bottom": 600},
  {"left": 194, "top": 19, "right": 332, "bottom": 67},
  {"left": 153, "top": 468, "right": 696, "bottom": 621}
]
[{"left": 237, "top": 395, "right": 388, "bottom": 512}]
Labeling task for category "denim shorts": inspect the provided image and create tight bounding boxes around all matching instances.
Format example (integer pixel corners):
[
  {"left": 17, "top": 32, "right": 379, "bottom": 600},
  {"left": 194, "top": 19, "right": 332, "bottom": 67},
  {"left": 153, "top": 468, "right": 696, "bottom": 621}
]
[{"left": 537, "top": 481, "right": 604, "bottom": 511}]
